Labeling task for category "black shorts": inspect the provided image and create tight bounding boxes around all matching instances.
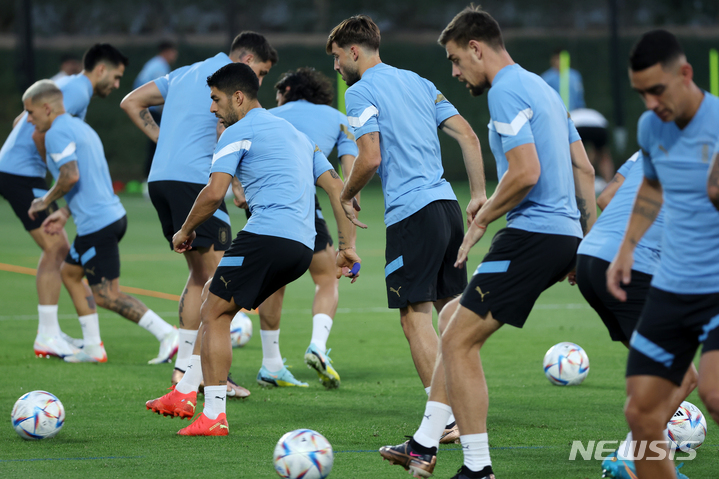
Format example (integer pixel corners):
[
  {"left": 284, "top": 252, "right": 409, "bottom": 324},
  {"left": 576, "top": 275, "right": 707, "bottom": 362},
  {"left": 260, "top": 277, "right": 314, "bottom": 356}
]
[
  {"left": 384, "top": 200, "right": 467, "bottom": 309},
  {"left": 209, "top": 231, "right": 313, "bottom": 310},
  {"left": 576, "top": 254, "right": 652, "bottom": 342},
  {"left": 627, "top": 287, "right": 719, "bottom": 386},
  {"left": 576, "top": 126, "right": 608, "bottom": 151},
  {"left": 0, "top": 172, "right": 59, "bottom": 231},
  {"left": 148, "top": 180, "right": 231, "bottom": 251},
  {"left": 65, "top": 216, "right": 127, "bottom": 286},
  {"left": 313, "top": 195, "right": 333, "bottom": 253},
  {"left": 460, "top": 228, "right": 579, "bottom": 328}
]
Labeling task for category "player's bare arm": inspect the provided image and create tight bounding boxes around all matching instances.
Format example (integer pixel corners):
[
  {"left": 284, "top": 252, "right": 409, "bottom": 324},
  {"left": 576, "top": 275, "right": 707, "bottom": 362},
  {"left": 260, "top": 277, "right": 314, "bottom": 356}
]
[
  {"left": 439, "top": 114, "right": 487, "bottom": 224},
  {"left": 119, "top": 82, "right": 164, "bottom": 143},
  {"left": 231, "top": 176, "right": 247, "bottom": 209},
  {"left": 597, "top": 172, "right": 626, "bottom": 211},
  {"left": 31, "top": 129, "right": 47, "bottom": 162},
  {"left": 606, "top": 177, "right": 663, "bottom": 301},
  {"left": 316, "top": 168, "right": 363, "bottom": 282},
  {"left": 173, "top": 172, "right": 232, "bottom": 253},
  {"left": 707, "top": 149, "right": 719, "bottom": 211},
  {"left": 339, "top": 153, "right": 359, "bottom": 205},
  {"left": 569, "top": 140, "right": 597, "bottom": 233},
  {"left": 340, "top": 131, "right": 380, "bottom": 223},
  {"left": 455, "top": 142, "right": 540, "bottom": 267},
  {"left": 12, "top": 111, "right": 24, "bottom": 128},
  {"left": 28, "top": 161, "right": 79, "bottom": 219}
]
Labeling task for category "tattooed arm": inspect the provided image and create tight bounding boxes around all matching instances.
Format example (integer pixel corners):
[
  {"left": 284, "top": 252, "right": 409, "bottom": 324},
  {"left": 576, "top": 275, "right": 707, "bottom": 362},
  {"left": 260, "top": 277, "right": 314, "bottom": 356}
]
[
  {"left": 708, "top": 150, "right": 719, "bottom": 211},
  {"left": 606, "top": 177, "right": 663, "bottom": 301},
  {"left": 28, "top": 161, "right": 79, "bottom": 219},
  {"left": 569, "top": 140, "right": 597, "bottom": 234},
  {"left": 120, "top": 82, "right": 165, "bottom": 143}
]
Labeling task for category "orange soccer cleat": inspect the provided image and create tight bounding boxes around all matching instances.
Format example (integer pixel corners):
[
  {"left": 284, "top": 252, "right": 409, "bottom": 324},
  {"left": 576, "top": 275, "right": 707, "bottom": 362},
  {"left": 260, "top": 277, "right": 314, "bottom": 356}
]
[
  {"left": 177, "top": 412, "right": 229, "bottom": 436},
  {"left": 145, "top": 385, "right": 196, "bottom": 419}
]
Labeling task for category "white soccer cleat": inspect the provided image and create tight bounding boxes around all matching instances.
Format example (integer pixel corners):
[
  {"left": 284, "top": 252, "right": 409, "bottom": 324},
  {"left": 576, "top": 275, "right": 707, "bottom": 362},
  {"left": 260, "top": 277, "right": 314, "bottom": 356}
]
[
  {"left": 33, "top": 334, "right": 79, "bottom": 359},
  {"left": 148, "top": 327, "right": 179, "bottom": 364},
  {"left": 59, "top": 330, "right": 84, "bottom": 349},
  {"left": 63, "top": 342, "right": 107, "bottom": 363}
]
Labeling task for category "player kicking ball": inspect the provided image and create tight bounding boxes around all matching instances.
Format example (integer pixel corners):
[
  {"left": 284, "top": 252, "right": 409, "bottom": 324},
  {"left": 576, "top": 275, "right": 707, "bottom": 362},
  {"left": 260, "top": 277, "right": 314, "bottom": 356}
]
[
  {"left": 144, "top": 63, "right": 361, "bottom": 435},
  {"left": 24, "top": 80, "right": 178, "bottom": 364}
]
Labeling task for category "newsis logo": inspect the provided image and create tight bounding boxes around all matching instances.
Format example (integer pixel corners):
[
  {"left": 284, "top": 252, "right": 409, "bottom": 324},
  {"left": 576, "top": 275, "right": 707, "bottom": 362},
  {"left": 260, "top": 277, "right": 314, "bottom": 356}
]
[{"left": 568, "top": 440, "right": 699, "bottom": 461}]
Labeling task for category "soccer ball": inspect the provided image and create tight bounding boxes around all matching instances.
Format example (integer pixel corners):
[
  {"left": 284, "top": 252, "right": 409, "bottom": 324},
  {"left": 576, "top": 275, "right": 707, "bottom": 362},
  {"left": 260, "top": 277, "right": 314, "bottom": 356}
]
[
  {"left": 11, "top": 390, "right": 65, "bottom": 440},
  {"left": 665, "top": 401, "right": 707, "bottom": 451},
  {"left": 273, "top": 429, "right": 334, "bottom": 479},
  {"left": 542, "top": 342, "right": 590, "bottom": 386},
  {"left": 230, "top": 311, "right": 253, "bottom": 348}
]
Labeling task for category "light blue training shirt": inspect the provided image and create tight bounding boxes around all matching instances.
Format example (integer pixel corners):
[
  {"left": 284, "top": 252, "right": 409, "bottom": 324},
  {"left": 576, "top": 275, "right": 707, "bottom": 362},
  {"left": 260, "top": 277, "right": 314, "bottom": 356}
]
[
  {"left": 149, "top": 52, "right": 232, "bottom": 185},
  {"left": 270, "top": 100, "right": 358, "bottom": 159},
  {"left": 45, "top": 113, "right": 126, "bottom": 236},
  {"left": 540, "top": 67, "right": 586, "bottom": 111},
  {"left": 344, "top": 63, "right": 458, "bottom": 227},
  {"left": 487, "top": 63, "right": 583, "bottom": 239},
  {"left": 134, "top": 56, "right": 172, "bottom": 89},
  {"left": 638, "top": 93, "right": 719, "bottom": 294},
  {"left": 577, "top": 151, "right": 664, "bottom": 275},
  {"left": 0, "top": 74, "right": 93, "bottom": 178},
  {"left": 210, "top": 108, "right": 333, "bottom": 250}
]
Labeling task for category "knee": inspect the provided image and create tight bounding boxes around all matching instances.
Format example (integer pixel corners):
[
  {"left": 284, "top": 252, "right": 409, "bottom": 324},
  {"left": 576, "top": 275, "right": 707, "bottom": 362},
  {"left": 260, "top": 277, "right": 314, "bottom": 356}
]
[
  {"left": 201, "top": 278, "right": 212, "bottom": 303},
  {"left": 698, "top": 384, "right": 719, "bottom": 416},
  {"left": 624, "top": 397, "right": 664, "bottom": 434}
]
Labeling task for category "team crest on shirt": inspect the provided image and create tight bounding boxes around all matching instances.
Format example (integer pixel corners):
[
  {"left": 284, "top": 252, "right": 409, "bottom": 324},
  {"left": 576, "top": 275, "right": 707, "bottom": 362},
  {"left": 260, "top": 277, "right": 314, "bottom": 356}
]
[{"left": 219, "top": 226, "right": 229, "bottom": 245}]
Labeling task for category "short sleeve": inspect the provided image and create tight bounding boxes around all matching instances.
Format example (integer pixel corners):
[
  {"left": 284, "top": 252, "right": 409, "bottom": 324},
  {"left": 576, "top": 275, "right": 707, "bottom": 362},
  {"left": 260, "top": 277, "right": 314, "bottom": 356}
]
[
  {"left": 154, "top": 74, "right": 170, "bottom": 100},
  {"left": 312, "top": 144, "right": 333, "bottom": 182},
  {"left": 46, "top": 123, "right": 78, "bottom": 168},
  {"left": 617, "top": 151, "right": 641, "bottom": 178},
  {"left": 487, "top": 86, "right": 535, "bottom": 153},
  {"left": 336, "top": 113, "right": 358, "bottom": 158},
  {"left": 211, "top": 129, "right": 248, "bottom": 177},
  {"left": 567, "top": 113, "right": 581, "bottom": 144},
  {"left": 345, "top": 87, "right": 379, "bottom": 139},
  {"left": 432, "top": 84, "right": 459, "bottom": 127},
  {"left": 637, "top": 112, "right": 658, "bottom": 181}
]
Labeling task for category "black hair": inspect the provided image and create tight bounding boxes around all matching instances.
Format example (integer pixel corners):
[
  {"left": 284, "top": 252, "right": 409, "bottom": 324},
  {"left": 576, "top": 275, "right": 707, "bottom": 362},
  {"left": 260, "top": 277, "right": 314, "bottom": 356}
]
[
  {"left": 438, "top": 4, "right": 504, "bottom": 51},
  {"left": 629, "top": 30, "right": 684, "bottom": 72},
  {"left": 60, "top": 53, "right": 80, "bottom": 63},
  {"left": 157, "top": 40, "right": 177, "bottom": 53},
  {"left": 275, "top": 68, "right": 333, "bottom": 106},
  {"left": 230, "top": 31, "right": 278, "bottom": 65},
  {"left": 207, "top": 62, "right": 259, "bottom": 100},
  {"left": 83, "top": 43, "right": 129, "bottom": 71}
]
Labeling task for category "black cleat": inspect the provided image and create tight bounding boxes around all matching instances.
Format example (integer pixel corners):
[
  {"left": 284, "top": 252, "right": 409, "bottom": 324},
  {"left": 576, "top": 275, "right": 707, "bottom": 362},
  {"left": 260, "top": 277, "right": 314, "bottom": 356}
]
[{"left": 450, "top": 465, "right": 496, "bottom": 479}]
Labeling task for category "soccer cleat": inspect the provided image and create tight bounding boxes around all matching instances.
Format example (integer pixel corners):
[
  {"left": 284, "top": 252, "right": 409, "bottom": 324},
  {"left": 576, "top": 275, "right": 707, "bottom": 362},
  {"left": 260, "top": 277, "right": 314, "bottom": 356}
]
[
  {"left": 59, "top": 330, "right": 84, "bottom": 349},
  {"left": 226, "top": 374, "right": 251, "bottom": 399},
  {"left": 33, "top": 333, "right": 79, "bottom": 359},
  {"left": 177, "top": 412, "right": 229, "bottom": 436},
  {"left": 440, "top": 421, "right": 460, "bottom": 444},
  {"left": 63, "top": 342, "right": 107, "bottom": 363},
  {"left": 257, "top": 362, "right": 308, "bottom": 388},
  {"left": 304, "top": 343, "right": 340, "bottom": 389},
  {"left": 146, "top": 385, "right": 196, "bottom": 419},
  {"left": 601, "top": 452, "right": 688, "bottom": 479},
  {"left": 450, "top": 465, "right": 496, "bottom": 479},
  {"left": 148, "top": 327, "right": 179, "bottom": 364},
  {"left": 379, "top": 439, "right": 437, "bottom": 478}
]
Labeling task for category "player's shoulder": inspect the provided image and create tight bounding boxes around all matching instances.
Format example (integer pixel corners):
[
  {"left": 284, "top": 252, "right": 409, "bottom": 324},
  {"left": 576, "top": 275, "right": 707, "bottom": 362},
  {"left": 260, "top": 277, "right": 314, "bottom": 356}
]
[{"left": 637, "top": 111, "right": 659, "bottom": 140}]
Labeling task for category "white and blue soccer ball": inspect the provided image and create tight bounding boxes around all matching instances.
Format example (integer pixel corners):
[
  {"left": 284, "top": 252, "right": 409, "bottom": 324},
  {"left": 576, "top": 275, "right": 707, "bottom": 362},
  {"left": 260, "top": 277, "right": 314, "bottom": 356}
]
[
  {"left": 230, "top": 311, "right": 253, "bottom": 348},
  {"left": 273, "top": 429, "right": 334, "bottom": 479},
  {"left": 11, "top": 390, "right": 65, "bottom": 440},
  {"left": 542, "top": 342, "right": 590, "bottom": 386},
  {"left": 665, "top": 401, "right": 708, "bottom": 451}
]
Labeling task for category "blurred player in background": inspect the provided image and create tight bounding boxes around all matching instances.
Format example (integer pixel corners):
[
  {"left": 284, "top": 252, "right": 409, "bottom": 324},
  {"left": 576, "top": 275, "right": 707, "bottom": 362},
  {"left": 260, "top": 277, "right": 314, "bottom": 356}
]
[
  {"left": 121, "top": 31, "right": 277, "bottom": 397},
  {"left": 379, "top": 7, "right": 596, "bottom": 479},
  {"left": 0, "top": 43, "right": 131, "bottom": 360},
  {"left": 23, "top": 80, "right": 177, "bottom": 364},
  {"left": 606, "top": 30, "right": 719, "bottom": 479},
  {"left": 541, "top": 47, "right": 586, "bottom": 111},
  {"left": 145, "top": 63, "right": 361, "bottom": 435},
  {"left": 50, "top": 54, "right": 82, "bottom": 82},
  {"left": 243, "top": 67, "right": 358, "bottom": 389},
  {"left": 571, "top": 107, "right": 615, "bottom": 193},
  {"left": 327, "top": 15, "right": 487, "bottom": 439}
]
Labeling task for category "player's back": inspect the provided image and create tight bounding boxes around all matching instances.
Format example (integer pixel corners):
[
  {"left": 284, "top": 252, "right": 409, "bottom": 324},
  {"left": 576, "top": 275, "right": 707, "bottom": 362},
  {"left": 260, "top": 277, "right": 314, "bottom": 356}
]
[
  {"left": 487, "top": 64, "right": 582, "bottom": 238},
  {"left": 637, "top": 94, "right": 719, "bottom": 294},
  {"left": 150, "top": 52, "right": 232, "bottom": 185},
  {"left": 45, "top": 114, "right": 125, "bottom": 236},
  {"left": 578, "top": 152, "right": 663, "bottom": 275},
  {"left": 0, "top": 74, "right": 93, "bottom": 178},
  {"left": 345, "top": 63, "right": 457, "bottom": 226},
  {"left": 270, "top": 100, "right": 357, "bottom": 158}
]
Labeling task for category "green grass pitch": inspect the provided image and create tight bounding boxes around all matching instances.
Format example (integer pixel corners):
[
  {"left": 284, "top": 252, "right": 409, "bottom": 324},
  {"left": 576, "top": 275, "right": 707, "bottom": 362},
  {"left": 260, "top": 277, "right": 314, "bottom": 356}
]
[{"left": 0, "top": 185, "right": 713, "bottom": 478}]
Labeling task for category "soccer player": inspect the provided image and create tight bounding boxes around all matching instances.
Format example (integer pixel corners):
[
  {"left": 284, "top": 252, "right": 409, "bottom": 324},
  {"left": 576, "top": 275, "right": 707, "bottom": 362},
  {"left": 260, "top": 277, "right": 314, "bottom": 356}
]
[
  {"left": 23, "top": 80, "right": 177, "bottom": 363},
  {"left": 326, "top": 16, "right": 486, "bottom": 424},
  {"left": 144, "top": 62, "right": 361, "bottom": 435},
  {"left": 606, "top": 30, "right": 719, "bottom": 479},
  {"left": 575, "top": 151, "right": 698, "bottom": 477},
  {"left": 379, "top": 7, "right": 596, "bottom": 479},
  {"left": 0, "top": 43, "right": 130, "bottom": 359},
  {"left": 120, "top": 32, "right": 277, "bottom": 396},
  {"left": 245, "top": 67, "right": 358, "bottom": 389}
]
